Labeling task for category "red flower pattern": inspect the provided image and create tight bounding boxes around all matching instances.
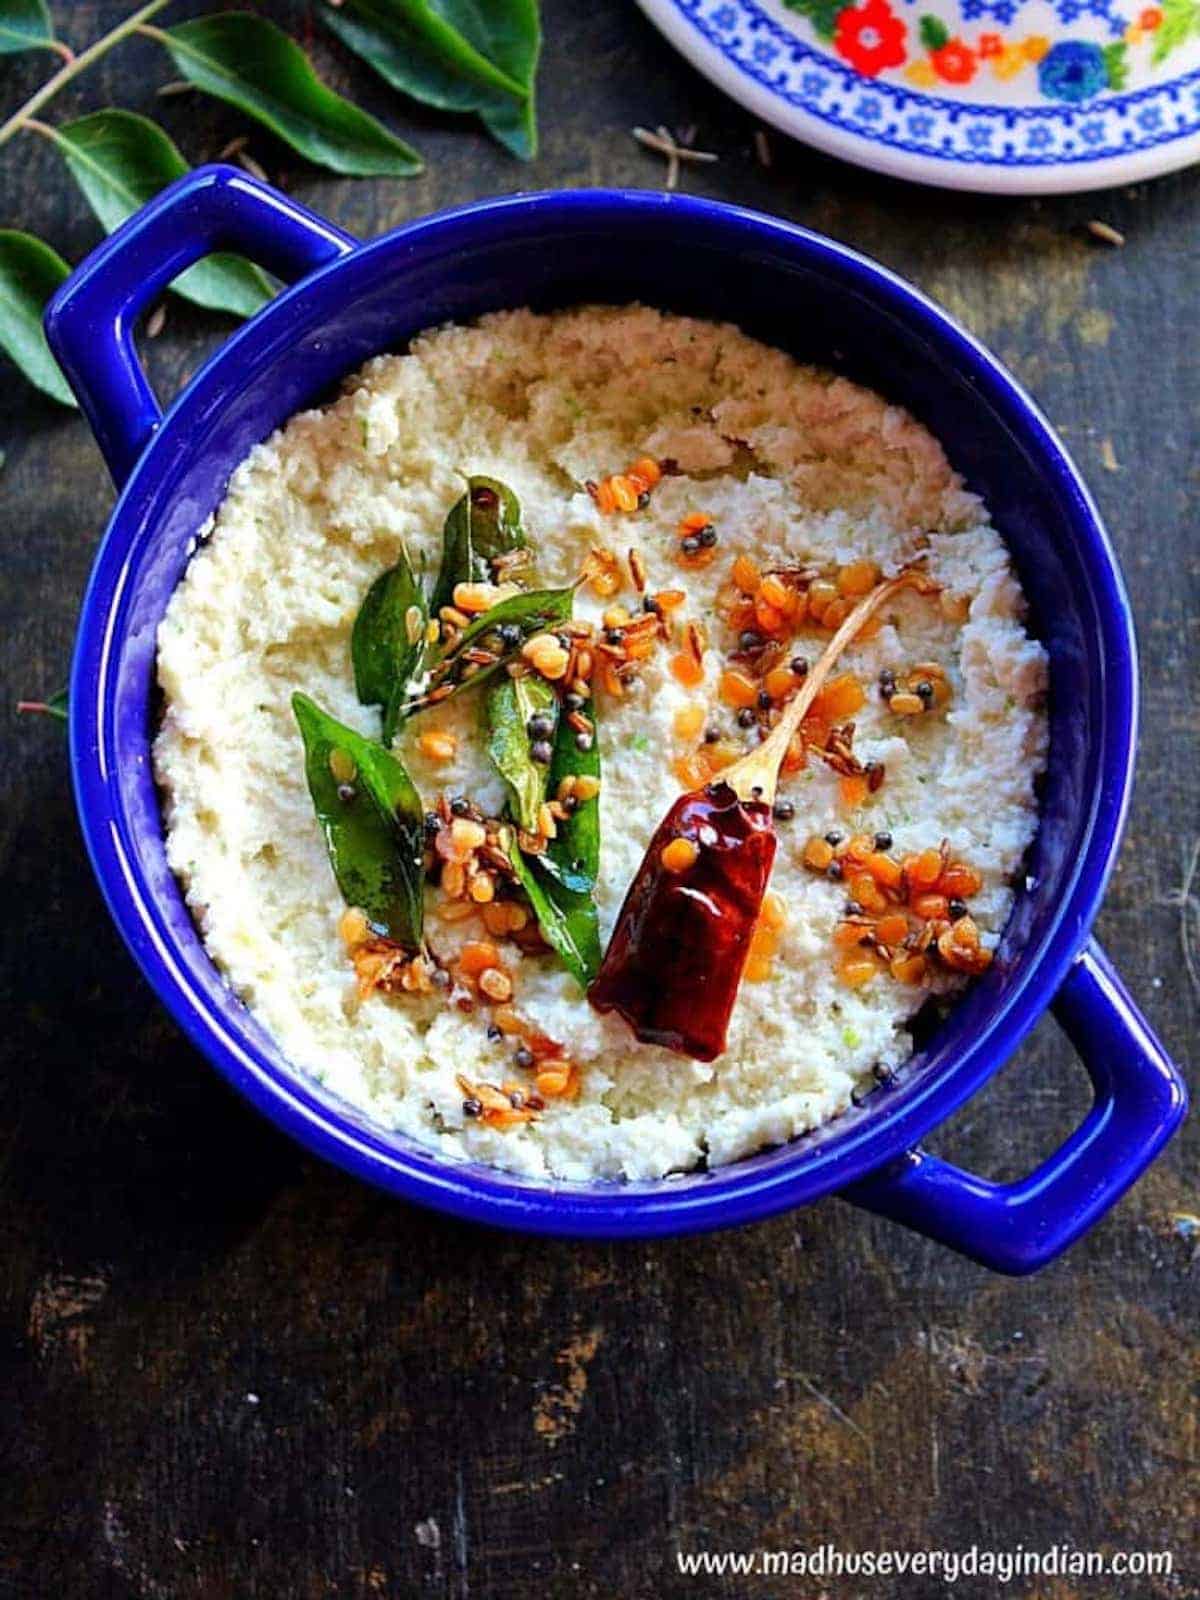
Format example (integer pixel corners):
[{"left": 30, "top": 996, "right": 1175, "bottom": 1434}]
[
  {"left": 833, "top": 0, "right": 908, "bottom": 77},
  {"left": 930, "top": 38, "right": 978, "bottom": 81},
  {"left": 977, "top": 31, "right": 1004, "bottom": 56}
]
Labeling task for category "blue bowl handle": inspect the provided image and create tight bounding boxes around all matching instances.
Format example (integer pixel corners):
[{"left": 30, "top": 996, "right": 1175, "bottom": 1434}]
[
  {"left": 843, "top": 941, "right": 1187, "bottom": 1273},
  {"left": 44, "top": 163, "right": 357, "bottom": 488}
]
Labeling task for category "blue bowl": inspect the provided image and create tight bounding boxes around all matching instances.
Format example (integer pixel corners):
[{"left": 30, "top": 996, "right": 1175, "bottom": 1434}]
[{"left": 46, "top": 168, "right": 1186, "bottom": 1272}]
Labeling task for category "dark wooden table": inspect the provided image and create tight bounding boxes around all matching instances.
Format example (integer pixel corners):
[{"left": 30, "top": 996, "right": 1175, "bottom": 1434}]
[{"left": 2, "top": 3, "right": 1196, "bottom": 1595}]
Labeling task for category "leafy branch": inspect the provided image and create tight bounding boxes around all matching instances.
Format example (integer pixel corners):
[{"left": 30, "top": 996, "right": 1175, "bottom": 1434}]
[{"left": 0, "top": 0, "right": 541, "bottom": 404}]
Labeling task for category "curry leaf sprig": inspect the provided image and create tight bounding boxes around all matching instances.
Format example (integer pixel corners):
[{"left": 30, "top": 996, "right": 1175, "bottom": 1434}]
[
  {"left": 0, "top": 1, "right": 541, "bottom": 406},
  {"left": 418, "top": 477, "right": 600, "bottom": 986},
  {"left": 295, "top": 477, "right": 563, "bottom": 957},
  {"left": 342, "top": 474, "right": 603, "bottom": 987},
  {"left": 352, "top": 476, "right": 573, "bottom": 730}
]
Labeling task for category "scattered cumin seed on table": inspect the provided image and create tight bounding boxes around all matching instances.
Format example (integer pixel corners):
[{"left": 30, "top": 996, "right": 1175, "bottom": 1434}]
[{"left": 631, "top": 126, "right": 718, "bottom": 192}]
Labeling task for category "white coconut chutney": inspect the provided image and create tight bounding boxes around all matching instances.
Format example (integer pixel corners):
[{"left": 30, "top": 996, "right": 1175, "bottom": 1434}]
[{"left": 155, "top": 307, "right": 1048, "bottom": 1181}]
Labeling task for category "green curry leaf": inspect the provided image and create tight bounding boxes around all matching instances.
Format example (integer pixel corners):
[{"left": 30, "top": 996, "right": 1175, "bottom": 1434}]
[
  {"left": 486, "top": 672, "right": 556, "bottom": 832},
  {"left": 402, "top": 585, "right": 574, "bottom": 718},
  {"left": 429, "top": 475, "right": 527, "bottom": 617},
  {"left": 323, "top": 0, "right": 540, "bottom": 160},
  {"left": 323, "top": 0, "right": 527, "bottom": 103},
  {"left": 538, "top": 698, "right": 600, "bottom": 895},
  {"left": 509, "top": 840, "right": 601, "bottom": 991},
  {"left": 49, "top": 111, "right": 274, "bottom": 319},
  {"left": 292, "top": 691, "right": 425, "bottom": 948},
  {"left": 453, "top": 584, "right": 573, "bottom": 653},
  {"left": 0, "top": 230, "right": 76, "bottom": 406},
  {"left": 151, "top": 12, "right": 423, "bottom": 178},
  {"left": 0, "top": 0, "right": 58, "bottom": 56},
  {"left": 352, "top": 545, "right": 428, "bottom": 746}
]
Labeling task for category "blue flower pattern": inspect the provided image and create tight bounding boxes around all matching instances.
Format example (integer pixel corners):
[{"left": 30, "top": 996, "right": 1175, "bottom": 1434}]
[
  {"left": 1038, "top": 40, "right": 1109, "bottom": 101},
  {"left": 670, "top": 0, "right": 1200, "bottom": 170},
  {"left": 1055, "top": 0, "right": 1127, "bottom": 32},
  {"left": 961, "top": 0, "right": 1018, "bottom": 21}
]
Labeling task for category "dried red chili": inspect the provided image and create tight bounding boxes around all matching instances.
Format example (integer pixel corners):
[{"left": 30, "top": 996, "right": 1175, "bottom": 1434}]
[
  {"left": 589, "top": 566, "right": 938, "bottom": 1060},
  {"left": 588, "top": 783, "right": 776, "bottom": 1060}
]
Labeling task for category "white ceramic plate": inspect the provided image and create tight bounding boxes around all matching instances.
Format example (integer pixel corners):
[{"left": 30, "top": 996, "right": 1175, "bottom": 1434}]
[{"left": 637, "top": 0, "right": 1200, "bottom": 192}]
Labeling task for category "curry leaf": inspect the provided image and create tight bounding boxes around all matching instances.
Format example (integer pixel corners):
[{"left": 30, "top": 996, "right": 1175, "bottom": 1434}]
[
  {"left": 429, "top": 475, "right": 527, "bottom": 617},
  {"left": 325, "top": 0, "right": 540, "bottom": 160},
  {"left": 539, "top": 698, "right": 600, "bottom": 894},
  {"left": 0, "top": 230, "right": 76, "bottom": 405},
  {"left": 509, "top": 840, "right": 601, "bottom": 990},
  {"left": 402, "top": 585, "right": 574, "bottom": 718},
  {"left": 0, "top": 0, "right": 57, "bottom": 56},
  {"left": 352, "top": 545, "right": 428, "bottom": 746},
  {"left": 293, "top": 691, "right": 425, "bottom": 948},
  {"left": 452, "top": 585, "right": 572, "bottom": 654},
  {"left": 150, "top": 12, "right": 422, "bottom": 178},
  {"left": 324, "top": 0, "right": 527, "bottom": 103},
  {"left": 49, "top": 111, "right": 274, "bottom": 319},
  {"left": 486, "top": 672, "right": 556, "bottom": 832}
]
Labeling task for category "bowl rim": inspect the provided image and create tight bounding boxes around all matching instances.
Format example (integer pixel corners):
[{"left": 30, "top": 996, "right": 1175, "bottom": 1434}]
[{"left": 69, "top": 188, "right": 1138, "bottom": 1237}]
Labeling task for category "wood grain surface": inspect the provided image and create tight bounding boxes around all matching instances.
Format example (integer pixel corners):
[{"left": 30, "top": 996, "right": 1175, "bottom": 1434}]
[{"left": 1, "top": 3, "right": 1196, "bottom": 1596}]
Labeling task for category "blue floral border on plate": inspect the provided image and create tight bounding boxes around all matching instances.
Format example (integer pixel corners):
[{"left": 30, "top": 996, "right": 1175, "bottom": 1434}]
[{"left": 676, "top": 0, "right": 1200, "bottom": 167}]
